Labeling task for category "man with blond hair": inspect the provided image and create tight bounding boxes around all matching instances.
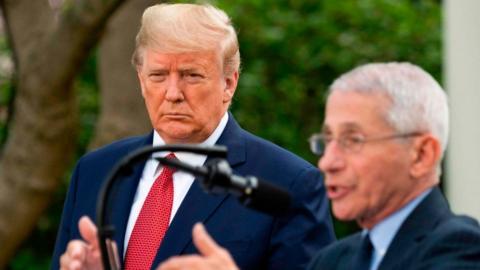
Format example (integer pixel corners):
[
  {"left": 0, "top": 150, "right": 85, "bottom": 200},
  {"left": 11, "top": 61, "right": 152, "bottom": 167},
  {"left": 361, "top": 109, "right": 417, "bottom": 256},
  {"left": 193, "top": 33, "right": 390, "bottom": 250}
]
[
  {"left": 155, "top": 62, "right": 480, "bottom": 270},
  {"left": 52, "top": 3, "right": 334, "bottom": 270}
]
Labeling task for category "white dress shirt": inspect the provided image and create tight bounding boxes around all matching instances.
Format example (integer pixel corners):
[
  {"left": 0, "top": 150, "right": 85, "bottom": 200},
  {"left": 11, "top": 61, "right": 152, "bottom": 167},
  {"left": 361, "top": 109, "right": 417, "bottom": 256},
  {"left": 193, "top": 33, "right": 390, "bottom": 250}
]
[{"left": 123, "top": 112, "right": 229, "bottom": 255}]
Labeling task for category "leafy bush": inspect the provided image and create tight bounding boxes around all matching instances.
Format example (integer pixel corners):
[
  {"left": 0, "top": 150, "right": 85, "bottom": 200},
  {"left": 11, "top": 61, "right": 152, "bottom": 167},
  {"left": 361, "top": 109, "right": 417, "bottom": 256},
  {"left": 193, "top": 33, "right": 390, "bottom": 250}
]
[{"left": 220, "top": 0, "right": 441, "bottom": 237}]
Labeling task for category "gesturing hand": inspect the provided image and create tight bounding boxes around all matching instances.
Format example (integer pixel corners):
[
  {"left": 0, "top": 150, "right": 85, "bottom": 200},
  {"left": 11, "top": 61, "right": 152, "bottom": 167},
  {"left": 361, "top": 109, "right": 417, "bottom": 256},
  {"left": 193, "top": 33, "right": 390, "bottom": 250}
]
[
  {"left": 157, "top": 223, "right": 239, "bottom": 270},
  {"left": 59, "top": 216, "right": 103, "bottom": 270}
]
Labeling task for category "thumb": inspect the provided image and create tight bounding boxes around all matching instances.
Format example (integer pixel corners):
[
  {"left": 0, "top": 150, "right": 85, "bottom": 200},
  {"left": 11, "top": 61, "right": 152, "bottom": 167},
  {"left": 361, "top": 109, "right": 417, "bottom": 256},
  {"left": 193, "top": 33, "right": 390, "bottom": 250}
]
[
  {"left": 79, "top": 216, "right": 98, "bottom": 248},
  {"left": 192, "top": 223, "right": 221, "bottom": 257}
]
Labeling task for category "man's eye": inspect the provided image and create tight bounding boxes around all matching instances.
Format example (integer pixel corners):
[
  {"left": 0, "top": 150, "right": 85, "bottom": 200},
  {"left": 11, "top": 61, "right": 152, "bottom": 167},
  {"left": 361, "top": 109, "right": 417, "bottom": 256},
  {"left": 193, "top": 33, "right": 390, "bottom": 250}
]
[
  {"left": 184, "top": 73, "right": 204, "bottom": 82},
  {"left": 149, "top": 73, "right": 166, "bottom": 81},
  {"left": 187, "top": 73, "right": 203, "bottom": 78},
  {"left": 323, "top": 136, "right": 333, "bottom": 144},
  {"left": 343, "top": 135, "right": 363, "bottom": 146}
]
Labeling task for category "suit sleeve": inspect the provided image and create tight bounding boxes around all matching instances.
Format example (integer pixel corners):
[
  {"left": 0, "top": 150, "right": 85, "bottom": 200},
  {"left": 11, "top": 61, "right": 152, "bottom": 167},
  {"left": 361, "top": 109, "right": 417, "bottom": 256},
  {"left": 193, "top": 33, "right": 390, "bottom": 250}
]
[
  {"left": 267, "top": 167, "right": 335, "bottom": 270},
  {"left": 50, "top": 160, "right": 82, "bottom": 270},
  {"left": 306, "top": 249, "right": 325, "bottom": 270},
  {"left": 414, "top": 221, "right": 480, "bottom": 270}
]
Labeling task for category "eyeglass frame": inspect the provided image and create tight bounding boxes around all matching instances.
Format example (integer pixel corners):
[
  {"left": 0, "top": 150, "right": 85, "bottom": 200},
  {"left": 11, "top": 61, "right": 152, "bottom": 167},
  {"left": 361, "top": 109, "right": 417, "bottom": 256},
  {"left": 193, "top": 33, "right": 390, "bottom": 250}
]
[{"left": 308, "top": 131, "right": 424, "bottom": 156}]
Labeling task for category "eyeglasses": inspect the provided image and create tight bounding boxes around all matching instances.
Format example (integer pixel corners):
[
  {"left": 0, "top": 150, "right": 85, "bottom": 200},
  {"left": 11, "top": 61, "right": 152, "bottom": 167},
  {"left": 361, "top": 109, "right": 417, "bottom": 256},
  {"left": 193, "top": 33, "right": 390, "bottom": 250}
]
[{"left": 308, "top": 132, "right": 423, "bottom": 156}]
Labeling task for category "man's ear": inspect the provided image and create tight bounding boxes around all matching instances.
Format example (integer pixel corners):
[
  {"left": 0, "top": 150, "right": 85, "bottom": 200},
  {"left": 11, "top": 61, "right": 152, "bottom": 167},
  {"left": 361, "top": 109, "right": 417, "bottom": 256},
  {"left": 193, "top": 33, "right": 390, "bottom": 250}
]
[
  {"left": 223, "top": 71, "right": 239, "bottom": 103},
  {"left": 410, "top": 134, "right": 442, "bottom": 178},
  {"left": 137, "top": 69, "right": 147, "bottom": 98}
]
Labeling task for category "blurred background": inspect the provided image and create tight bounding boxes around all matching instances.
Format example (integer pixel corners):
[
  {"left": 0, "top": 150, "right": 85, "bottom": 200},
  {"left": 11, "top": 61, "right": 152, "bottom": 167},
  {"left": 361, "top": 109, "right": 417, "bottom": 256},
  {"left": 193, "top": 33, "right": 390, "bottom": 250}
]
[{"left": 1, "top": 0, "right": 478, "bottom": 269}]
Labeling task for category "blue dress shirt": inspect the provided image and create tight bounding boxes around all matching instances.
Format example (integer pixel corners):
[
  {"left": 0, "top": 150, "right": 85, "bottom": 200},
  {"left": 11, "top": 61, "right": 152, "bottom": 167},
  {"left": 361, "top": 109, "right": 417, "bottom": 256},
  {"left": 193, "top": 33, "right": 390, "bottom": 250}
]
[{"left": 366, "top": 188, "right": 432, "bottom": 270}]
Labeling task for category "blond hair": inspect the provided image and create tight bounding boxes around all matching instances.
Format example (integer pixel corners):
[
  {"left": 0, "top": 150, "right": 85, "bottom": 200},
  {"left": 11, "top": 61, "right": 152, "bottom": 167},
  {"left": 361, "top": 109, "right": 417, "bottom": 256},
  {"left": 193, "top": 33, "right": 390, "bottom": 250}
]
[{"left": 132, "top": 3, "right": 240, "bottom": 76}]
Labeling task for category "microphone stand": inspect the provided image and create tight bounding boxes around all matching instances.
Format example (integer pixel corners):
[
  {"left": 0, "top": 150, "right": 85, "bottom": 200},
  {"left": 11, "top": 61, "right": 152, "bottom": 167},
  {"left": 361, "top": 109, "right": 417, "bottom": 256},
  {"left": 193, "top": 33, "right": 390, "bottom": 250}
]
[
  {"left": 96, "top": 144, "right": 291, "bottom": 270},
  {"left": 96, "top": 144, "right": 227, "bottom": 270}
]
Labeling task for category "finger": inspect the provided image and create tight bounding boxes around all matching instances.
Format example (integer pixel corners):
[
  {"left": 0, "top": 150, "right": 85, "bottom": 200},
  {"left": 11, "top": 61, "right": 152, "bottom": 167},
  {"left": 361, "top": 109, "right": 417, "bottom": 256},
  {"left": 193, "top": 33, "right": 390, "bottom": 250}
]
[
  {"left": 157, "top": 255, "right": 207, "bottom": 270},
  {"left": 67, "top": 260, "right": 84, "bottom": 270},
  {"left": 78, "top": 216, "right": 98, "bottom": 247},
  {"left": 60, "top": 240, "right": 88, "bottom": 269},
  {"left": 67, "top": 240, "right": 88, "bottom": 260},
  {"left": 60, "top": 252, "right": 71, "bottom": 269},
  {"left": 192, "top": 223, "right": 222, "bottom": 257}
]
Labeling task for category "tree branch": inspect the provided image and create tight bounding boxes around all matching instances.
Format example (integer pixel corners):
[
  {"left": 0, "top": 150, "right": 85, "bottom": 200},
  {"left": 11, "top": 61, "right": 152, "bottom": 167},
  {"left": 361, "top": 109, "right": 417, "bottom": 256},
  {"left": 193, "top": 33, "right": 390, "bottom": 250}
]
[{"left": 0, "top": 0, "right": 127, "bottom": 267}]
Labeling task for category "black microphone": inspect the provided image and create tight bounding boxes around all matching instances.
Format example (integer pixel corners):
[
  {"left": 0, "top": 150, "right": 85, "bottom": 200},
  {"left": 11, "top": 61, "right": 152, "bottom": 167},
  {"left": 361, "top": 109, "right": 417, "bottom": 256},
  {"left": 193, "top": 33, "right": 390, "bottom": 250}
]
[
  {"left": 97, "top": 144, "right": 228, "bottom": 270},
  {"left": 154, "top": 157, "right": 292, "bottom": 216},
  {"left": 200, "top": 159, "right": 292, "bottom": 216},
  {"left": 97, "top": 145, "right": 292, "bottom": 270}
]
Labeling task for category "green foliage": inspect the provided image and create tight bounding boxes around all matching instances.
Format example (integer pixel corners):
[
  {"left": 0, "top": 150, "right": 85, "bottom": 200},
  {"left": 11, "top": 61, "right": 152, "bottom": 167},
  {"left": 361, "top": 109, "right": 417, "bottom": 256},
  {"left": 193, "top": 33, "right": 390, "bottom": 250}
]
[
  {"left": 220, "top": 0, "right": 441, "bottom": 162},
  {"left": 75, "top": 50, "right": 100, "bottom": 156},
  {"left": 218, "top": 0, "right": 441, "bottom": 236},
  {"left": 0, "top": 34, "right": 13, "bottom": 145},
  {"left": 6, "top": 0, "right": 441, "bottom": 268}
]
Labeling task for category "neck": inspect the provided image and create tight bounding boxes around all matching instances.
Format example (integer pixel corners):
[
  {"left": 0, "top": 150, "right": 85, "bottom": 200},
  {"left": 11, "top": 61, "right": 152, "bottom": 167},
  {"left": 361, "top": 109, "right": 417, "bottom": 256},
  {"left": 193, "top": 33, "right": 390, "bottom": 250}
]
[{"left": 358, "top": 183, "right": 436, "bottom": 229}]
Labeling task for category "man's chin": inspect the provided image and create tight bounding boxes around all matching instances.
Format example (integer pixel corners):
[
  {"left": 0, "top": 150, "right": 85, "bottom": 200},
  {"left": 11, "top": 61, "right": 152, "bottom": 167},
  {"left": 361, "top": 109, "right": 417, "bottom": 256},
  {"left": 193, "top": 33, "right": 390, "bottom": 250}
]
[
  {"left": 156, "top": 127, "right": 199, "bottom": 144},
  {"left": 332, "top": 205, "right": 357, "bottom": 223}
]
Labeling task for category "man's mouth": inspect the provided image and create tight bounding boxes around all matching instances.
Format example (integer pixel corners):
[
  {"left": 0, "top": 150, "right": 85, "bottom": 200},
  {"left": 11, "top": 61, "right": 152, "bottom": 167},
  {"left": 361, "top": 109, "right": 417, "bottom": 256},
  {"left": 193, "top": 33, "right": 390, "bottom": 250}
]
[
  {"left": 326, "top": 185, "right": 350, "bottom": 200},
  {"left": 163, "top": 113, "right": 189, "bottom": 119}
]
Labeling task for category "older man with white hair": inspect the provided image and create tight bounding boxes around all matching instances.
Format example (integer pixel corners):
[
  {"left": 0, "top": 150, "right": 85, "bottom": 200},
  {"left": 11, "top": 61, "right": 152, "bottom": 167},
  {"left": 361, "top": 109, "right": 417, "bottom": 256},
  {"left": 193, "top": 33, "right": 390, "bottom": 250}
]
[
  {"left": 307, "top": 62, "right": 480, "bottom": 270},
  {"left": 156, "top": 62, "right": 480, "bottom": 270}
]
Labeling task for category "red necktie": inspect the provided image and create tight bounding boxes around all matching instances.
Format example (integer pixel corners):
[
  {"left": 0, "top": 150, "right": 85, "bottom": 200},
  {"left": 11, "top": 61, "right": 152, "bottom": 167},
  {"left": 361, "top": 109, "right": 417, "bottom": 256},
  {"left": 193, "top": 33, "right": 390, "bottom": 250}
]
[{"left": 124, "top": 153, "right": 176, "bottom": 270}]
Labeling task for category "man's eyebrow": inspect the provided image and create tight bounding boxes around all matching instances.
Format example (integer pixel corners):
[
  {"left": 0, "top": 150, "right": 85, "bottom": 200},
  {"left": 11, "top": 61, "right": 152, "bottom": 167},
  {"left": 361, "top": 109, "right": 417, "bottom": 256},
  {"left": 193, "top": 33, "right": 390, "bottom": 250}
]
[
  {"left": 321, "top": 122, "right": 363, "bottom": 134},
  {"left": 321, "top": 125, "right": 330, "bottom": 134},
  {"left": 150, "top": 68, "right": 168, "bottom": 72},
  {"left": 342, "top": 122, "right": 362, "bottom": 131}
]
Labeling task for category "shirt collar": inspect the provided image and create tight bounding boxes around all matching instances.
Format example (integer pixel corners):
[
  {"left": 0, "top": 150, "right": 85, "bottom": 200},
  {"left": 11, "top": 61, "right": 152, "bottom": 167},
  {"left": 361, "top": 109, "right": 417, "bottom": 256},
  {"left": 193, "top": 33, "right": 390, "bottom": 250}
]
[
  {"left": 367, "top": 188, "right": 432, "bottom": 257},
  {"left": 151, "top": 112, "right": 229, "bottom": 164}
]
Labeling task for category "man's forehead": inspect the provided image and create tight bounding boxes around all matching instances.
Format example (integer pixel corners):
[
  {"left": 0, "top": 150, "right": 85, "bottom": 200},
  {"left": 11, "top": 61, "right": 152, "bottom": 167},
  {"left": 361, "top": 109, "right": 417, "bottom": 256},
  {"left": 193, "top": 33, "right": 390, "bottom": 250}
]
[
  {"left": 144, "top": 49, "right": 220, "bottom": 68},
  {"left": 323, "top": 91, "right": 391, "bottom": 133}
]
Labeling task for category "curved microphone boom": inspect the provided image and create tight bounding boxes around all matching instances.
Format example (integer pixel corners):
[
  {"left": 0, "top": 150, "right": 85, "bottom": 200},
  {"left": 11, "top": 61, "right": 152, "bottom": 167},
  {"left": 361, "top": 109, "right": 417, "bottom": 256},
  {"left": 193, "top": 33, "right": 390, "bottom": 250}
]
[
  {"left": 96, "top": 144, "right": 291, "bottom": 270},
  {"left": 96, "top": 144, "right": 227, "bottom": 270}
]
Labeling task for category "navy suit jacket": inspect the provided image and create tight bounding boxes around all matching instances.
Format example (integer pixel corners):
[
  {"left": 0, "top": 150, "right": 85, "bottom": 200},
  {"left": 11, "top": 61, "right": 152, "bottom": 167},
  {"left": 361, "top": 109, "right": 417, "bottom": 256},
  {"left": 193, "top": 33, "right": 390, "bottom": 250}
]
[
  {"left": 52, "top": 114, "right": 335, "bottom": 269},
  {"left": 308, "top": 187, "right": 480, "bottom": 270}
]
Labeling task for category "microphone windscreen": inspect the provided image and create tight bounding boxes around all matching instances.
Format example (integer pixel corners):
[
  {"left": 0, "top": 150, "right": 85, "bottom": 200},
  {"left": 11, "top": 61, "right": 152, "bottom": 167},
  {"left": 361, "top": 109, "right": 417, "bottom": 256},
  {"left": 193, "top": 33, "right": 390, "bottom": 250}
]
[{"left": 244, "top": 178, "right": 291, "bottom": 216}]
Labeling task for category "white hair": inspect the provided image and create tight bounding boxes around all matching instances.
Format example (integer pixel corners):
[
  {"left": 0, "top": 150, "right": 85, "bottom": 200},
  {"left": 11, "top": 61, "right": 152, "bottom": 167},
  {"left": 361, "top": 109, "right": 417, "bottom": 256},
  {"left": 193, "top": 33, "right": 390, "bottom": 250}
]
[{"left": 329, "top": 62, "right": 449, "bottom": 157}]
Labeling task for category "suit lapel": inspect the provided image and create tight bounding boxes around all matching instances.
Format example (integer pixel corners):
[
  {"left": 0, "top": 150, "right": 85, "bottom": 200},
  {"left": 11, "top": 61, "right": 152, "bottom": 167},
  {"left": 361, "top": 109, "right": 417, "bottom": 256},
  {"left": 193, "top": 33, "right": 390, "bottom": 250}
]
[
  {"left": 348, "top": 233, "right": 367, "bottom": 270},
  {"left": 151, "top": 181, "right": 230, "bottom": 266},
  {"left": 378, "top": 187, "right": 451, "bottom": 270},
  {"left": 310, "top": 233, "right": 362, "bottom": 270},
  {"left": 214, "top": 112, "right": 246, "bottom": 167},
  {"left": 108, "top": 134, "right": 153, "bottom": 258},
  {"left": 151, "top": 113, "right": 247, "bottom": 268}
]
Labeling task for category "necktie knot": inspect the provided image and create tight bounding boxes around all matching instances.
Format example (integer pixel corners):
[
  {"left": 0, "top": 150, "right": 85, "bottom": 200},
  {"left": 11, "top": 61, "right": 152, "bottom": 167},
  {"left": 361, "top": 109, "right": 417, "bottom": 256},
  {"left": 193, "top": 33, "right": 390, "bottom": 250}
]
[
  {"left": 165, "top": 152, "right": 176, "bottom": 160},
  {"left": 160, "top": 152, "right": 177, "bottom": 174}
]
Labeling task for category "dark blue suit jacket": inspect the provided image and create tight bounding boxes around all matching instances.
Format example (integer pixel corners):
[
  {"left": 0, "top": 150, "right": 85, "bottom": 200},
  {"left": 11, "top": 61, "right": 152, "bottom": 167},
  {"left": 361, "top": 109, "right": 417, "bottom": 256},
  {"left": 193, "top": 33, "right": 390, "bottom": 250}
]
[
  {"left": 52, "top": 114, "right": 335, "bottom": 269},
  {"left": 308, "top": 187, "right": 480, "bottom": 270}
]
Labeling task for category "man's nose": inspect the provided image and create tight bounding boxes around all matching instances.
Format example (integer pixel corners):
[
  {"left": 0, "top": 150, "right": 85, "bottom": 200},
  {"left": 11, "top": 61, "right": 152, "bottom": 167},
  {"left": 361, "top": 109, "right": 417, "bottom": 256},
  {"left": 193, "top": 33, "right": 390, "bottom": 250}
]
[
  {"left": 165, "top": 74, "right": 184, "bottom": 102},
  {"left": 318, "top": 141, "right": 345, "bottom": 172}
]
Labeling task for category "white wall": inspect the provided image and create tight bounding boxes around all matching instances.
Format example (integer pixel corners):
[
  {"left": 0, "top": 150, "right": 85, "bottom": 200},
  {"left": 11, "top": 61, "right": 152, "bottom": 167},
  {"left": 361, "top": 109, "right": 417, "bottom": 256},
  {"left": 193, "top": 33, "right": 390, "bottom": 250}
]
[{"left": 445, "top": 0, "right": 480, "bottom": 220}]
